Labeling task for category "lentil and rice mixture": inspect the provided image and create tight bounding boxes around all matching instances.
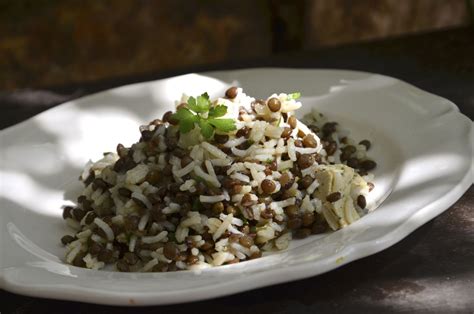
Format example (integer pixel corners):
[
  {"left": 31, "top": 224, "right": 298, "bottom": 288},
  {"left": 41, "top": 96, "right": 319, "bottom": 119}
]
[{"left": 61, "top": 87, "right": 377, "bottom": 272}]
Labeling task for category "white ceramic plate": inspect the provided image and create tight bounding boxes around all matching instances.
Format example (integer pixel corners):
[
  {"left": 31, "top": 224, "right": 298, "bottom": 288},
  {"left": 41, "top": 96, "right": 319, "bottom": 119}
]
[{"left": 0, "top": 69, "right": 472, "bottom": 306}]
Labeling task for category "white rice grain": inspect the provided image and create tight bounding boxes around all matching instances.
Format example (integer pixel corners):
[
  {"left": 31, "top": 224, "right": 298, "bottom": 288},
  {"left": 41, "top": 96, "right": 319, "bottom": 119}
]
[
  {"left": 142, "top": 258, "right": 159, "bottom": 272},
  {"left": 201, "top": 142, "right": 228, "bottom": 159},
  {"left": 174, "top": 161, "right": 196, "bottom": 178},
  {"left": 275, "top": 232, "right": 292, "bottom": 250},
  {"left": 230, "top": 172, "right": 250, "bottom": 183},
  {"left": 224, "top": 136, "right": 247, "bottom": 148},
  {"left": 306, "top": 178, "right": 320, "bottom": 194},
  {"left": 125, "top": 164, "right": 149, "bottom": 185},
  {"left": 94, "top": 217, "right": 115, "bottom": 241},
  {"left": 131, "top": 191, "right": 152, "bottom": 210},
  {"left": 213, "top": 213, "right": 233, "bottom": 241},
  {"left": 129, "top": 234, "right": 137, "bottom": 252},
  {"left": 200, "top": 195, "right": 226, "bottom": 203},
  {"left": 141, "top": 231, "right": 168, "bottom": 244}
]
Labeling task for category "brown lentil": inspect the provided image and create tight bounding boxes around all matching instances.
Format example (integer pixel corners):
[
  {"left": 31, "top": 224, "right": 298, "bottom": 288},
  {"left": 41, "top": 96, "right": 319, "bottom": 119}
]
[
  {"left": 294, "top": 139, "right": 303, "bottom": 147},
  {"left": 141, "top": 130, "right": 154, "bottom": 142},
  {"left": 97, "top": 249, "right": 114, "bottom": 263},
  {"left": 340, "top": 151, "right": 351, "bottom": 162},
  {"left": 283, "top": 205, "right": 298, "bottom": 218},
  {"left": 92, "top": 178, "right": 108, "bottom": 190},
  {"left": 124, "top": 252, "right": 139, "bottom": 265},
  {"left": 89, "top": 242, "right": 102, "bottom": 255},
  {"left": 239, "top": 235, "right": 254, "bottom": 248},
  {"left": 214, "top": 134, "right": 229, "bottom": 144},
  {"left": 230, "top": 184, "right": 243, "bottom": 195},
  {"left": 72, "top": 252, "right": 86, "bottom": 267},
  {"left": 297, "top": 129, "right": 306, "bottom": 138},
  {"left": 359, "top": 140, "right": 371, "bottom": 150},
  {"left": 325, "top": 141, "right": 338, "bottom": 156},
  {"left": 311, "top": 222, "right": 327, "bottom": 234},
  {"left": 281, "top": 127, "right": 292, "bottom": 138},
  {"left": 187, "top": 255, "right": 199, "bottom": 265},
  {"left": 294, "top": 228, "right": 312, "bottom": 239},
  {"left": 360, "top": 160, "right": 377, "bottom": 171},
  {"left": 116, "top": 143, "right": 128, "bottom": 158},
  {"left": 116, "top": 260, "right": 130, "bottom": 272},
  {"left": 225, "top": 86, "right": 238, "bottom": 99},
  {"left": 162, "top": 111, "right": 173, "bottom": 123},
  {"left": 241, "top": 193, "right": 255, "bottom": 207},
  {"left": 326, "top": 192, "right": 341, "bottom": 203},
  {"left": 287, "top": 217, "right": 303, "bottom": 229},
  {"left": 261, "top": 179, "right": 276, "bottom": 194},
  {"left": 357, "top": 195, "right": 367, "bottom": 209},
  {"left": 124, "top": 215, "right": 140, "bottom": 233},
  {"left": 72, "top": 208, "right": 86, "bottom": 221},
  {"left": 298, "top": 154, "right": 314, "bottom": 169},
  {"left": 85, "top": 212, "right": 97, "bottom": 225},
  {"left": 236, "top": 126, "right": 250, "bottom": 138},
  {"left": 226, "top": 205, "right": 238, "bottom": 216},
  {"left": 300, "top": 175, "right": 313, "bottom": 189},
  {"left": 60, "top": 235, "right": 75, "bottom": 245},
  {"left": 62, "top": 206, "right": 73, "bottom": 220},
  {"left": 163, "top": 242, "right": 179, "bottom": 260},
  {"left": 368, "top": 182, "right": 375, "bottom": 191},
  {"left": 267, "top": 97, "right": 281, "bottom": 112},
  {"left": 288, "top": 116, "right": 297, "bottom": 129},
  {"left": 302, "top": 212, "right": 315, "bottom": 227},
  {"left": 302, "top": 134, "right": 317, "bottom": 148},
  {"left": 118, "top": 187, "right": 132, "bottom": 198},
  {"left": 212, "top": 202, "right": 225, "bottom": 215},
  {"left": 342, "top": 145, "right": 356, "bottom": 155},
  {"left": 322, "top": 122, "right": 337, "bottom": 135},
  {"left": 249, "top": 251, "right": 262, "bottom": 259},
  {"left": 346, "top": 157, "right": 360, "bottom": 169},
  {"left": 144, "top": 170, "right": 159, "bottom": 185}
]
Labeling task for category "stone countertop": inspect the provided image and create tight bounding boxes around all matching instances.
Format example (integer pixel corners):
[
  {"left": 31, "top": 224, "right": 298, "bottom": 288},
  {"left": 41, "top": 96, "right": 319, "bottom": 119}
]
[{"left": 1, "top": 27, "right": 473, "bottom": 313}]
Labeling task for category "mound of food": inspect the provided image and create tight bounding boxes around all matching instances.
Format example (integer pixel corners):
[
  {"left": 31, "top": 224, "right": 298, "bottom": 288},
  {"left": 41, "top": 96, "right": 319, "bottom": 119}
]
[{"left": 60, "top": 87, "right": 376, "bottom": 272}]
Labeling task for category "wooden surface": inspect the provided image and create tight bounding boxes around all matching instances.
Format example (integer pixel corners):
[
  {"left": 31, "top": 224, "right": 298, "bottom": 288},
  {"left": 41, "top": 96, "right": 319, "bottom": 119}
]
[
  {"left": 1, "top": 1, "right": 471, "bottom": 90},
  {"left": 1, "top": 27, "right": 473, "bottom": 313}
]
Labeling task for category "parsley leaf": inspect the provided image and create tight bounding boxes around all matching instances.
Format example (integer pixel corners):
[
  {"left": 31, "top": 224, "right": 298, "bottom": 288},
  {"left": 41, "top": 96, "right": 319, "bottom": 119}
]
[
  {"left": 287, "top": 92, "right": 301, "bottom": 100},
  {"left": 179, "top": 116, "right": 197, "bottom": 133},
  {"left": 198, "top": 119, "right": 214, "bottom": 139},
  {"left": 208, "top": 105, "right": 227, "bottom": 118},
  {"left": 173, "top": 108, "right": 198, "bottom": 133},
  {"left": 172, "top": 92, "right": 236, "bottom": 139},
  {"left": 208, "top": 118, "right": 237, "bottom": 132},
  {"left": 196, "top": 93, "right": 211, "bottom": 112},
  {"left": 173, "top": 107, "right": 194, "bottom": 120},
  {"left": 186, "top": 97, "right": 199, "bottom": 112}
]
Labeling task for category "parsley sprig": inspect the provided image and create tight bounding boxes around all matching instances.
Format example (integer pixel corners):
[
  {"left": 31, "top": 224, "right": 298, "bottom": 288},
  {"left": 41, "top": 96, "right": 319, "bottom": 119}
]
[
  {"left": 287, "top": 92, "right": 301, "bottom": 100},
  {"left": 172, "top": 92, "right": 236, "bottom": 139}
]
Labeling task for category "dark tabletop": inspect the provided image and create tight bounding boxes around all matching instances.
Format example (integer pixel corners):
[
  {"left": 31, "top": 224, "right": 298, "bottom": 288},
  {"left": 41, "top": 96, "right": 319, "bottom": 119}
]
[{"left": 1, "top": 27, "right": 473, "bottom": 314}]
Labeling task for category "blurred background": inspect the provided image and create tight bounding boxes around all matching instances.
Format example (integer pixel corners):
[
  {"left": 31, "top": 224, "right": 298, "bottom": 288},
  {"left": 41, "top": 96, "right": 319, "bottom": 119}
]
[{"left": 0, "top": 0, "right": 473, "bottom": 91}]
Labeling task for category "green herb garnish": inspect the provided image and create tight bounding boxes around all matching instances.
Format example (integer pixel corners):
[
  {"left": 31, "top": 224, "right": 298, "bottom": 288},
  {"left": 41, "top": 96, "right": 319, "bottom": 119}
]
[
  {"left": 287, "top": 92, "right": 301, "bottom": 100},
  {"left": 172, "top": 93, "right": 236, "bottom": 139}
]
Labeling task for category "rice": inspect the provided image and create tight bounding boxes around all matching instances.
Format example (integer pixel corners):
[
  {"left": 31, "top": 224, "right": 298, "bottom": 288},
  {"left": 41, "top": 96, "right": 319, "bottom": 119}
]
[
  {"left": 94, "top": 217, "right": 114, "bottom": 241},
  {"left": 141, "top": 231, "right": 168, "bottom": 244},
  {"left": 60, "top": 87, "right": 377, "bottom": 272},
  {"left": 200, "top": 195, "right": 226, "bottom": 203}
]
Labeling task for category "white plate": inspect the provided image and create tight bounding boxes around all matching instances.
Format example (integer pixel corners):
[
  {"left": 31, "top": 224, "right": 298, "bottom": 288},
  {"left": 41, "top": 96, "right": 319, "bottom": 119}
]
[{"left": 0, "top": 69, "right": 472, "bottom": 306}]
